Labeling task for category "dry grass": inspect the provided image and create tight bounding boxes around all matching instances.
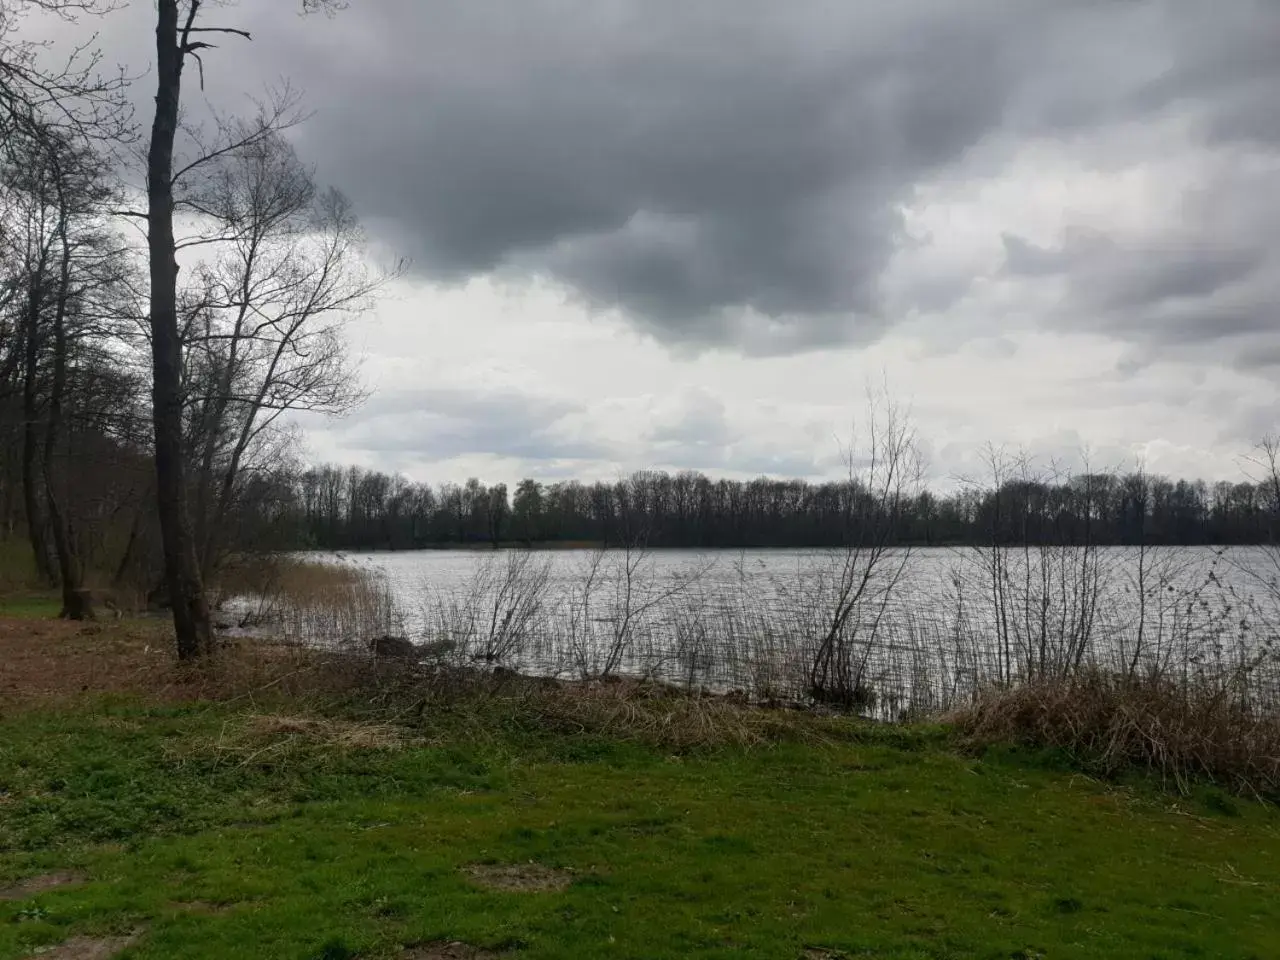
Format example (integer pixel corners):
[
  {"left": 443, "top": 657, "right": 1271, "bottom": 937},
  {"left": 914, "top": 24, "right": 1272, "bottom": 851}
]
[
  {"left": 204, "top": 710, "right": 420, "bottom": 769},
  {"left": 461, "top": 862, "right": 574, "bottom": 892},
  {"left": 175, "top": 638, "right": 860, "bottom": 752},
  {"left": 212, "top": 554, "right": 363, "bottom": 606},
  {"left": 236, "top": 713, "right": 409, "bottom": 749},
  {"left": 401, "top": 943, "right": 501, "bottom": 960},
  {"left": 25, "top": 934, "right": 141, "bottom": 960},
  {"left": 950, "top": 670, "right": 1280, "bottom": 799},
  {"left": 524, "top": 678, "right": 853, "bottom": 750},
  {"left": 212, "top": 555, "right": 401, "bottom": 646}
]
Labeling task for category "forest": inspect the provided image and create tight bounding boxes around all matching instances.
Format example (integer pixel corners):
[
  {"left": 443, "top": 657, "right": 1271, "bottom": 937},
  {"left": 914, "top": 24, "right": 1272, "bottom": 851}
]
[{"left": 278, "top": 464, "right": 1280, "bottom": 550}]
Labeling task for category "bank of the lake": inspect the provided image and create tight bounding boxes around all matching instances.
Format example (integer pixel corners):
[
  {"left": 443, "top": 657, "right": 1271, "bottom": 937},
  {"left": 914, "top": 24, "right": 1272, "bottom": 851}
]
[{"left": 0, "top": 608, "right": 1278, "bottom": 960}]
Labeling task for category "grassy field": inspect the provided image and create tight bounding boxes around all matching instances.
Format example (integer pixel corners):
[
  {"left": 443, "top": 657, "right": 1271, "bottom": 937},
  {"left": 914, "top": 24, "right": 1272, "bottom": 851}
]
[{"left": 0, "top": 688, "right": 1277, "bottom": 959}]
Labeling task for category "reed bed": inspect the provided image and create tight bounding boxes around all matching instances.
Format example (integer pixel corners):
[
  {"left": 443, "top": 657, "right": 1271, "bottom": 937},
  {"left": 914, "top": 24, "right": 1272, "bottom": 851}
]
[{"left": 227, "top": 543, "right": 1280, "bottom": 793}]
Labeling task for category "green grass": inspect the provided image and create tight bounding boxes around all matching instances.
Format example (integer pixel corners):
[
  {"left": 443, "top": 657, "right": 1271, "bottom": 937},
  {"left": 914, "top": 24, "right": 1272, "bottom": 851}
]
[
  {"left": 0, "top": 700, "right": 1277, "bottom": 959},
  {"left": 0, "top": 538, "right": 55, "bottom": 619},
  {"left": 0, "top": 594, "right": 61, "bottom": 619}
]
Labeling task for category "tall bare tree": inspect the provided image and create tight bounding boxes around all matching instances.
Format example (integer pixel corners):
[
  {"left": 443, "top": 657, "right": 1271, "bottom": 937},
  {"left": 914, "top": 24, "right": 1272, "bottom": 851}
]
[
  {"left": 40, "top": 133, "right": 127, "bottom": 618},
  {"left": 145, "top": 0, "right": 343, "bottom": 659},
  {"left": 1, "top": 120, "right": 134, "bottom": 614}
]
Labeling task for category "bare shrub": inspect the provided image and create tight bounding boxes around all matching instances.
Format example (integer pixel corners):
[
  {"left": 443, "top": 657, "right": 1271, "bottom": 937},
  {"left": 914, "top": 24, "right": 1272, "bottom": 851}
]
[
  {"left": 955, "top": 452, "right": 1116, "bottom": 685},
  {"left": 664, "top": 579, "right": 716, "bottom": 690},
  {"left": 426, "top": 551, "right": 553, "bottom": 666},
  {"left": 805, "top": 393, "right": 921, "bottom": 708},
  {"left": 564, "top": 541, "right": 713, "bottom": 680}
]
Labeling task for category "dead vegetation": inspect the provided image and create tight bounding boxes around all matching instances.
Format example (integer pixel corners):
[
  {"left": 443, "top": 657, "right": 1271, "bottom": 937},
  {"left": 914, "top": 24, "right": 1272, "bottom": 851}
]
[
  {"left": 213, "top": 713, "right": 414, "bottom": 764},
  {"left": 521, "top": 677, "right": 856, "bottom": 750},
  {"left": 0, "top": 616, "right": 180, "bottom": 710},
  {"left": 951, "top": 669, "right": 1280, "bottom": 798},
  {"left": 212, "top": 555, "right": 401, "bottom": 642},
  {"left": 461, "top": 862, "right": 574, "bottom": 892},
  {"left": 4, "top": 536, "right": 1279, "bottom": 798}
]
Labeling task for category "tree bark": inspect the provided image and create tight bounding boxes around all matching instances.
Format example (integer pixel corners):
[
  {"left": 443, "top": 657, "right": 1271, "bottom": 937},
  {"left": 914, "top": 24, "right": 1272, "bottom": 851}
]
[
  {"left": 43, "top": 188, "right": 92, "bottom": 620},
  {"left": 147, "top": 0, "right": 212, "bottom": 659},
  {"left": 20, "top": 280, "right": 53, "bottom": 585}
]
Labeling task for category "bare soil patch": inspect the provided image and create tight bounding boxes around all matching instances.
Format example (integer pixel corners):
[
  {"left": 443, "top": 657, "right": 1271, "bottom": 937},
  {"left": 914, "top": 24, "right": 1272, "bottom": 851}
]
[
  {"left": 0, "top": 616, "right": 177, "bottom": 709},
  {"left": 0, "top": 870, "right": 86, "bottom": 901},
  {"left": 402, "top": 943, "right": 500, "bottom": 960},
  {"left": 461, "top": 862, "right": 573, "bottom": 892},
  {"left": 24, "top": 933, "right": 139, "bottom": 959},
  {"left": 0, "top": 614, "right": 332, "bottom": 710}
]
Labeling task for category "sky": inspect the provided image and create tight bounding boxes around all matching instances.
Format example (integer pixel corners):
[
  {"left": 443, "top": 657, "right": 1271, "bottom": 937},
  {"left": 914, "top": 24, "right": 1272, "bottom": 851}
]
[{"left": 27, "top": 0, "right": 1280, "bottom": 489}]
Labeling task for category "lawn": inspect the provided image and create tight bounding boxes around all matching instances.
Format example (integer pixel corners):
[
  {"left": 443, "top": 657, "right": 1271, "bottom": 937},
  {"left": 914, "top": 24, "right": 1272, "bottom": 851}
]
[{"left": 0, "top": 694, "right": 1276, "bottom": 960}]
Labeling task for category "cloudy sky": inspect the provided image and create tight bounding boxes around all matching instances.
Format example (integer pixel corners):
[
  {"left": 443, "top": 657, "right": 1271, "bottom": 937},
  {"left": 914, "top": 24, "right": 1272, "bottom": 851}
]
[{"left": 35, "top": 0, "right": 1280, "bottom": 488}]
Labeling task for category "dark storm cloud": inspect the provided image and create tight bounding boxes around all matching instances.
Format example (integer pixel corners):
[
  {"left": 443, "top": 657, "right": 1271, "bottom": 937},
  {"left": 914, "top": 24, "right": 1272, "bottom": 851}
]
[
  {"left": 59, "top": 0, "right": 1280, "bottom": 356},
  {"left": 178, "top": 0, "right": 1060, "bottom": 351}
]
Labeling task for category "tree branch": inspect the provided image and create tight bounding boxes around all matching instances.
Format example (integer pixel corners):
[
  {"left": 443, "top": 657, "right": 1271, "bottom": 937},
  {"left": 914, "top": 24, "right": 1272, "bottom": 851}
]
[{"left": 184, "top": 27, "right": 252, "bottom": 40}]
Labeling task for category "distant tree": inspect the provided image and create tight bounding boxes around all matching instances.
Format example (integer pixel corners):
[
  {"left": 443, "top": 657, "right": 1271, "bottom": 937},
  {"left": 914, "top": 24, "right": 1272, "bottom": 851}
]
[
  {"left": 487, "top": 483, "right": 509, "bottom": 547},
  {"left": 512, "top": 479, "right": 543, "bottom": 544}
]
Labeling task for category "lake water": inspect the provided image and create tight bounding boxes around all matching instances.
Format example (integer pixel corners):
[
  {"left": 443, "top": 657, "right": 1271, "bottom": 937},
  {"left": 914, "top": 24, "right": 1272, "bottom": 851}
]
[{"left": 289, "top": 545, "right": 1280, "bottom": 716}]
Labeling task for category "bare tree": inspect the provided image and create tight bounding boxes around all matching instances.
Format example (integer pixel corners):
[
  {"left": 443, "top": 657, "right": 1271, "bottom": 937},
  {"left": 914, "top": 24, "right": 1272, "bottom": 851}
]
[
  {"left": 2, "top": 132, "right": 58, "bottom": 582},
  {"left": 1, "top": 121, "right": 134, "bottom": 615},
  {"left": 143, "top": 0, "right": 343, "bottom": 659},
  {"left": 0, "top": 0, "right": 128, "bottom": 154},
  {"left": 40, "top": 132, "right": 122, "bottom": 617},
  {"left": 180, "top": 127, "right": 379, "bottom": 576}
]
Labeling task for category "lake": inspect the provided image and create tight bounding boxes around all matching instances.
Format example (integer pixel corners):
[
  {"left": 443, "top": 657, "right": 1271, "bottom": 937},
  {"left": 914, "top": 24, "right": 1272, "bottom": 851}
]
[{"left": 284, "top": 545, "right": 1280, "bottom": 717}]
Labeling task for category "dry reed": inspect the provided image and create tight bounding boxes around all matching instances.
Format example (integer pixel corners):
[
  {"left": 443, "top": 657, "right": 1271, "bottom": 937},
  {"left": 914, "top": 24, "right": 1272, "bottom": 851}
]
[{"left": 950, "top": 669, "right": 1280, "bottom": 798}]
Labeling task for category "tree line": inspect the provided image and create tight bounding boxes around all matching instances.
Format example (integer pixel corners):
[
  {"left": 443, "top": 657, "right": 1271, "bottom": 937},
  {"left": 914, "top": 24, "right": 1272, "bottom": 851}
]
[{"left": 273, "top": 463, "right": 1280, "bottom": 550}]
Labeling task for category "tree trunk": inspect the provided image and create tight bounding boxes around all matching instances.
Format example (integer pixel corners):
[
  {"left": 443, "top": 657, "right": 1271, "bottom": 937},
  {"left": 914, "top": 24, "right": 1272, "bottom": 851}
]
[
  {"left": 43, "top": 198, "right": 93, "bottom": 620},
  {"left": 111, "top": 495, "right": 147, "bottom": 589},
  {"left": 148, "top": 0, "right": 212, "bottom": 659},
  {"left": 20, "top": 283, "right": 53, "bottom": 585}
]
